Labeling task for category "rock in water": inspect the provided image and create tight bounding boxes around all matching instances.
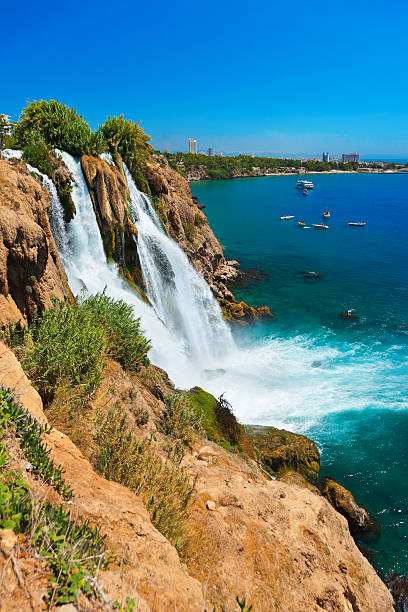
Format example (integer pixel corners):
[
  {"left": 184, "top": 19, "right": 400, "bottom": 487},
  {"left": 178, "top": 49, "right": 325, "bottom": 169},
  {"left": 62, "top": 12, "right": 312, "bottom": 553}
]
[
  {"left": 321, "top": 478, "right": 380, "bottom": 537},
  {"left": 384, "top": 573, "right": 408, "bottom": 612}
]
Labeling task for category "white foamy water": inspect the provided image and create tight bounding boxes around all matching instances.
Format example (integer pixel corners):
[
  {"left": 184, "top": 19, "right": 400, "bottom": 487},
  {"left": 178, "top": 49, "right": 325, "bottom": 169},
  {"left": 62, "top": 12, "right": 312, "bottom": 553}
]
[{"left": 124, "top": 164, "right": 233, "bottom": 365}]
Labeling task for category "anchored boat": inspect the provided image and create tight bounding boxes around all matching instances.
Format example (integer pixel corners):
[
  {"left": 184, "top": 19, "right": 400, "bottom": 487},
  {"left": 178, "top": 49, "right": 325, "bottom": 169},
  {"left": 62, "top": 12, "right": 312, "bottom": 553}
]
[
  {"left": 296, "top": 180, "right": 314, "bottom": 190},
  {"left": 348, "top": 222, "right": 366, "bottom": 227},
  {"left": 312, "top": 224, "right": 329, "bottom": 229},
  {"left": 280, "top": 215, "right": 295, "bottom": 220}
]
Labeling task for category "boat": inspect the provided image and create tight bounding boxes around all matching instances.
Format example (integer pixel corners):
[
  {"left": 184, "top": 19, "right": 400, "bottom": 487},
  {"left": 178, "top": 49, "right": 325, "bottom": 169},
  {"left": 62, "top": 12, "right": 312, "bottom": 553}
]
[
  {"left": 298, "top": 221, "right": 306, "bottom": 226},
  {"left": 302, "top": 189, "right": 308, "bottom": 195},
  {"left": 348, "top": 222, "right": 366, "bottom": 227},
  {"left": 312, "top": 224, "right": 329, "bottom": 229},
  {"left": 280, "top": 215, "right": 295, "bottom": 220},
  {"left": 296, "top": 180, "right": 314, "bottom": 189},
  {"left": 322, "top": 210, "right": 331, "bottom": 217}
]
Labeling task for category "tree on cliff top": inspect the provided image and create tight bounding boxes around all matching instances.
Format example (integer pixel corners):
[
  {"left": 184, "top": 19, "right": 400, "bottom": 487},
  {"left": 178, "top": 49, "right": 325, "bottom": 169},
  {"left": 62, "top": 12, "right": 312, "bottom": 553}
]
[{"left": 13, "top": 100, "right": 105, "bottom": 157}]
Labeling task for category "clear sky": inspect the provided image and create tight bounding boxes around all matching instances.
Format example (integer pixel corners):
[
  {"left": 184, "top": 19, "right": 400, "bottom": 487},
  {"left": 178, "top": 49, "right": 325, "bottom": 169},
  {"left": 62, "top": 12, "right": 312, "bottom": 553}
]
[{"left": 3, "top": 0, "right": 408, "bottom": 157}]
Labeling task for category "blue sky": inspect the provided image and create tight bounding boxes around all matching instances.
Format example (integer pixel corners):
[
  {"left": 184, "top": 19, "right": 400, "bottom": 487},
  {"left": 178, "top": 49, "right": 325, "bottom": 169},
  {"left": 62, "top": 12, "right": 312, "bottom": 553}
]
[{"left": 3, "top": 0, "right": 408, "bottom": 156}]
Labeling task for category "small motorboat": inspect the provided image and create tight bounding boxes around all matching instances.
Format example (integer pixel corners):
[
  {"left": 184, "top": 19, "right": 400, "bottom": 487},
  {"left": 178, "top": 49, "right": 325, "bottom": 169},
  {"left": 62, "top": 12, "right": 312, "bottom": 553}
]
[
  {"left": 312, "top": 224, "right": 329, "bottom": 229},
  {"left": 322, "top": 210, "right": 331, "bottom": 217},
  {"left": 348, "top": 222, "right": 366, "bottom": 227},
  {"left": 298, "top": 221, "right": 306, "bottom": 226},
  {"left": 280, "top": 215, "right": 295, "bottom": 220},
  {"left": 341, "top": 309, "right": 357, "bottom": 319},
  {"left": 302, "top": 189, "right": 308, "bottom": 195},
  {"left": 300, "top": 270, "right": 324, "bottom": 278}
]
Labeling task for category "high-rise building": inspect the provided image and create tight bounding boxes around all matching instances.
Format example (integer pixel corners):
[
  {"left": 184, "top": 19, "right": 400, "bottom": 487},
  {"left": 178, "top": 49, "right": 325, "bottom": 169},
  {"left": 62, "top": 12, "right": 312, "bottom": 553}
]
[
  {"left": 322, "top": 152, "right": 330, "bottom": 162},
  {"left": 188, "top": 138, "right": 197, "bottom": 154},
  {"left": 342, "top": 152, "right": 360, "bottom": 163},
  {"left": 208, "top": 147, "right": 215, "bottom": 156},
  {"left": 217, "top": 152, "right": 223, "bottom": 157}
]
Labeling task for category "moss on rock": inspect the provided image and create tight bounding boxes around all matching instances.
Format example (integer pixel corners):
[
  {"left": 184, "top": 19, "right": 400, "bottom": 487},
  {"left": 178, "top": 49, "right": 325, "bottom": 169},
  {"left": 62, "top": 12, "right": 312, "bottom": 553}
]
[
  {"left": 186, "top": 387, "right": 253, "bottom": 454},
  {"left": 244, "top": 424, "right": 320, "bottom": 482}
]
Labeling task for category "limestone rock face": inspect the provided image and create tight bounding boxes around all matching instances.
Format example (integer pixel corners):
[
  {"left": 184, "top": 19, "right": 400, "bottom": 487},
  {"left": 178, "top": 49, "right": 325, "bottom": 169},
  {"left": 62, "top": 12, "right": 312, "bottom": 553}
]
[
  {"left": 0, "top": 342, "right": 394, "bottom": 611},
  {"left": 0, "top": 160, "right": 70, "bottom": 329},
  {"left": 245, "top": 424, "right": 321, "bottom": 481},
  {"left": 321, "top": 478, "right": 380, "bottom": 536}
]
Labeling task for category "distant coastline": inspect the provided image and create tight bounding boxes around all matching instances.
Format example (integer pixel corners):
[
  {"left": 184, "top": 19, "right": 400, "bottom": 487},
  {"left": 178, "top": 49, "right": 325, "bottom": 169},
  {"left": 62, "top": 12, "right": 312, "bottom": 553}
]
[{"left": 186, "top": 168, "right": 404, "bottom": 182}]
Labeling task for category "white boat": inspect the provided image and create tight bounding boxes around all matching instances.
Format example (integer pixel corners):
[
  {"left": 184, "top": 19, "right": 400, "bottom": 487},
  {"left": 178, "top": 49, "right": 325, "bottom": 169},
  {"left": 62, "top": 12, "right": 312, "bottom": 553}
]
[
  {"left": 348, "top": 222, "right": 366, "bottom": 227},
  {"left": 312, "top": 224, "right": 329, "bottom": 229},
  {"left": 296, "top": 180, "right": 314, "bottom": 189},
  {"left": 280, "top": 215, "right": 295, "bottom": 220}
]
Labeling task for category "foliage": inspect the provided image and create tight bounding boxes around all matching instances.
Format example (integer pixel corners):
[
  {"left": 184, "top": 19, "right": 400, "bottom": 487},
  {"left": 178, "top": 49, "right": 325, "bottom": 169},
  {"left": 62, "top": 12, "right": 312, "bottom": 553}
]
[
  {"left": 12, "top": 299, "right": 107, "bottom": 406},
  {"left": 0, "top": 463, "right": 109, "bottom": 605},
  {"left": 12, "top": 294, "right": 151, "bottom": 408},
  {"left": 194, "top": 212, "right": 205, "bottom": 227},
  {"left": 0, "top": 388, "right": 72, "bottom": 499},
  {"left": 186, "top": 388, "right": 245, "bottom": 452},
  {"left": 19, "top": 128, "right": 55, "bottom": 176},
  {"left": 214, "top": 394, "right": 243, "bottom": 447},
  {"left": 99, "top": 115, "right": 153, "bottom": 191},
  {"left": 94, "top": 406, "right": 196, "bottom": 545},
  {"left": 13, "top": 99, "right": 105, "bottom": 157},
  {"left": 164, "top": 151, "right": 364, "bottom": 179},
  {"left": 77, "top": 292, "right": 151, "bottom": 372},
  {"left": 156, "top": 392, "right": 202, "bottom": 442},
  {"left": 58, "top": 183, "right": 76, "bottom": 223},
  {"left": 0, "top": 401, "right": 110, "bottom": 605},
  {"left": 184, "top": 221, "right": 195, "bottom": 241}
]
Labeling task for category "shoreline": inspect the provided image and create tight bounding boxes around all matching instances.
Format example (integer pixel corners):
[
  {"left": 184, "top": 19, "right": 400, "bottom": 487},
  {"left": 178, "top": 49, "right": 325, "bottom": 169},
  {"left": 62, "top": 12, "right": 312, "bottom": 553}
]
[{"left": 187, "top": 168, "right": 404, "bottom": 182}]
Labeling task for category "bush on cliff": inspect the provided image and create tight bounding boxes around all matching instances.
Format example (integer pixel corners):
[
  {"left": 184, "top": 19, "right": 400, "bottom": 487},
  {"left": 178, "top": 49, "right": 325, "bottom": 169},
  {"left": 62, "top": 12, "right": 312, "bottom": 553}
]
[
  {"left": 12, "top": 293, "right": 150, "bottom": 406},
  {"left": 13, "top": 99, "right": 105, "bottom": 157},
  {"left": 95, "top": 405, "right": 196, "bottom": 546},
  {"left": 99, "top": 114, "right": 153, "bottom": 191}
]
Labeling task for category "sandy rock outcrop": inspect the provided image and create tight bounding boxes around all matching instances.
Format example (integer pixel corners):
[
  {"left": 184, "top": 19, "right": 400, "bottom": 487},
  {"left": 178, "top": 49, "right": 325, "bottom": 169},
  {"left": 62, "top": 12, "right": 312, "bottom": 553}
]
[
  {"left": 182, "top": 443, "right": 393, "bottom": 612},
  {"left": 322, "top": 477, "right": 381, "bottom": 536},
  {"left": 0, "top": 160, "right": 70, "bottom": 329}
]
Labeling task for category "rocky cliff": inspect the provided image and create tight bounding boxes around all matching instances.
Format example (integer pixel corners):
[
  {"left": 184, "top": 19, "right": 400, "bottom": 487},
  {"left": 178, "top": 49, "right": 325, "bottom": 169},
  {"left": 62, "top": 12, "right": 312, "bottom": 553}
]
[
  {"left": 0, "top": 342, "right": 394, "bottom": 611},
  {"left": 0, "top": 159, "right": 71, "bottom": 330}
]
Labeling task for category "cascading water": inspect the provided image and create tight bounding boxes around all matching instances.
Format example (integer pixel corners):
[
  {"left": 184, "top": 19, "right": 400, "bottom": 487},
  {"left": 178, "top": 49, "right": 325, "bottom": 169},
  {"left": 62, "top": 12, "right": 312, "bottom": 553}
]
[{"left": 124, "top": 165, "right": 233, "bottom": 365}]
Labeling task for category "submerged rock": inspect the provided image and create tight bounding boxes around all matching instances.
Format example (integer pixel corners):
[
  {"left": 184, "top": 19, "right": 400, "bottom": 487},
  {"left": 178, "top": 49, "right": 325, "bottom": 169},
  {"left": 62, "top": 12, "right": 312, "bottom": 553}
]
[
  {"left": 384, "top": 573, "right": 408, "bottom": 612},
  {"left": 321, "top": 477, "right": 381, "bottom": 537},
  {"left": 244, "top": 425, "right": 320, "bottom": 482}
]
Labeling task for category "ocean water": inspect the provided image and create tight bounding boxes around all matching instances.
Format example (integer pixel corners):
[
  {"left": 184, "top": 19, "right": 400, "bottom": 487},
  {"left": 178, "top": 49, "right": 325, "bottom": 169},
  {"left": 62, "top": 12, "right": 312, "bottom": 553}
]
[{"left": 191, "top": 172, "right": 408, "bottom": 576}]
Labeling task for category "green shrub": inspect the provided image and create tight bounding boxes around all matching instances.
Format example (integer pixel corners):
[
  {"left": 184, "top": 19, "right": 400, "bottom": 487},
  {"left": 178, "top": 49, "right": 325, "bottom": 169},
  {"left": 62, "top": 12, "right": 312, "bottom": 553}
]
[
  {"left": 78, "top": 293, "right": 151, "bottom": 372},
  {"left": 184, "top": 221, "right": 195, "bottom": 241},
  {"left": 22, "top": 134, "right": 54, "bottom": 177},
  {"left": 13, "top": 299, "right": 107, "bottom": 405},
  {"left": 156, "top": 392, "right": 202, "bottom": 442},
  {"left": 99, "top": 115, "right": 153, "bottom": 191},
  {"left": 194, "top": 212, "right": 205, "bottom": 227},
  {"left": 94, "top": 406, "right": 196, "bottom": 545},
  {"left": 0, "top": 388, "right": 72, "bottom": 500},
  {"left": 57, "top": 183, "right": 76, "bottom": 223},
  {"left": 0, "top": 462, "right": 109, "bottom": 605},
  {"left": 13, "top": 100, "right": 104, "bottom": 157},
  {"left": 12, "top": 294, "right": 151, "bottom": 407}
]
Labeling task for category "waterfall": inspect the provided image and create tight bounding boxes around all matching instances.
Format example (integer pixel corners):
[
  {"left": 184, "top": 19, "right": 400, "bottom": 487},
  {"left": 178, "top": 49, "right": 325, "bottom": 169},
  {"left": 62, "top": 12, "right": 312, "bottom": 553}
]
[
  {"left": 124, "top": 165, "right": 234, "bottom": 364},
  {"left": 3, "top": 147, "right": 234, "bottom": 387}
]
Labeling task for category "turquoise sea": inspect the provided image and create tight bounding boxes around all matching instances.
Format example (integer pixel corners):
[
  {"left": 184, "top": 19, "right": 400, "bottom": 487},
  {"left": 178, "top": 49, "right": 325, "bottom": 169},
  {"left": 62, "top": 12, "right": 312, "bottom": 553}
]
[{"left": 191, "top": 172, "right": 408, "bottom": 576}]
